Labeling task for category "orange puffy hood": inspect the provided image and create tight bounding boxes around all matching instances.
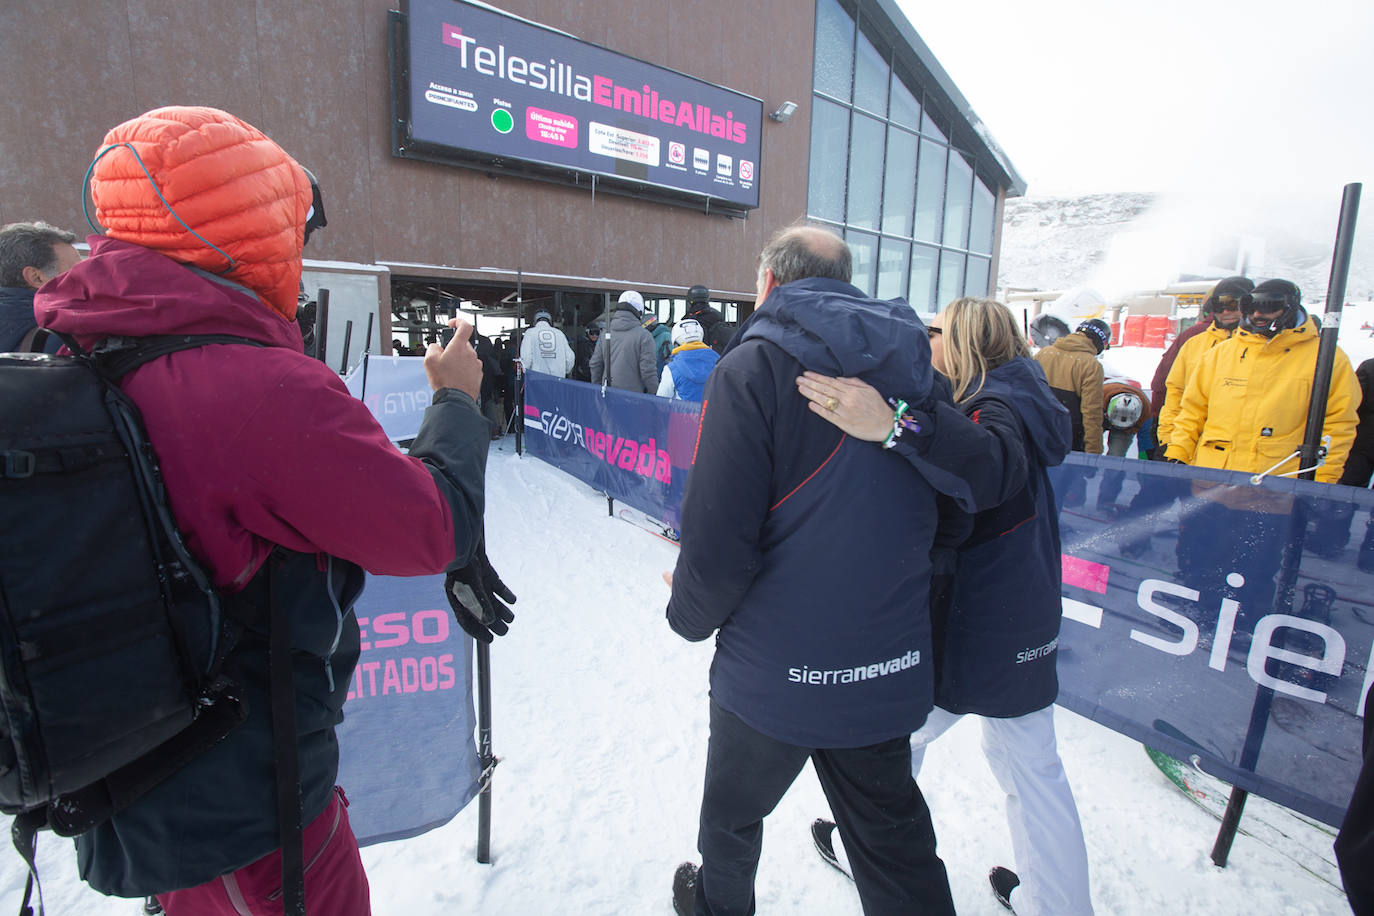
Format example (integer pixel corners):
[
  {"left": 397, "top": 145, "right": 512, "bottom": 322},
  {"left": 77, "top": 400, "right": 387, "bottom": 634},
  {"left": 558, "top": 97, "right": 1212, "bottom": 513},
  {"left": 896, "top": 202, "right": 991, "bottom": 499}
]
[{"left": 89, "top": 106, "right": 311, "bottom": 319}]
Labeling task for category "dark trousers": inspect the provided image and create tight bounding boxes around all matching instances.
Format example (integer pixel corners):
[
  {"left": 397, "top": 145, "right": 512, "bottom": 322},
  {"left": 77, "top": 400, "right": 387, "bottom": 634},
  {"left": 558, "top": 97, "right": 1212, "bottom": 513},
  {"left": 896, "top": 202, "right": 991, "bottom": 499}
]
[{"left": 695, "top": 699, "right": 955, "bottom": 916}]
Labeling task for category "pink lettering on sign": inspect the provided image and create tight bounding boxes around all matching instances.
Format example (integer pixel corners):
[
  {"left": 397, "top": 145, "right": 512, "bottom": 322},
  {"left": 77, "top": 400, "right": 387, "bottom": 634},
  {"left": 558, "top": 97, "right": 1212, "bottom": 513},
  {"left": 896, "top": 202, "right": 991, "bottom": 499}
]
[
  {"left": 526, "top": 107, "right": 578, "bottom": 148},
  {"left": 1062, "top": 555, "right": 1110, "bottom": 594},
  {"left": 441, "top": 23, "right": 464, "bottom": 48}
]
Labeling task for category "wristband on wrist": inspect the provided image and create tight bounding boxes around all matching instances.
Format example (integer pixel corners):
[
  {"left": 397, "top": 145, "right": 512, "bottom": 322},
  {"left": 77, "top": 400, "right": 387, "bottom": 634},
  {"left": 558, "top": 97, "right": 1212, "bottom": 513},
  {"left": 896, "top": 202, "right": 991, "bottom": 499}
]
[{"left": 882, "top": 399, "right": 910, "bottom": 449}]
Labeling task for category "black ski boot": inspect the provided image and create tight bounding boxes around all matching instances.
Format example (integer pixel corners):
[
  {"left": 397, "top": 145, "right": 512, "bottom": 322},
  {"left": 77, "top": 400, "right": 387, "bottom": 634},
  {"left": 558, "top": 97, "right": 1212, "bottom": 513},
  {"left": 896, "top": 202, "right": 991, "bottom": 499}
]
[
  {"left": 142, "top": 898, "right": 165, "bottom": 915},
  {"left": 672, "top": 862, "right": 699, "bottom": 915},
  {"left": 989, "top": 865, "right": 1020, "bottom": 911}
]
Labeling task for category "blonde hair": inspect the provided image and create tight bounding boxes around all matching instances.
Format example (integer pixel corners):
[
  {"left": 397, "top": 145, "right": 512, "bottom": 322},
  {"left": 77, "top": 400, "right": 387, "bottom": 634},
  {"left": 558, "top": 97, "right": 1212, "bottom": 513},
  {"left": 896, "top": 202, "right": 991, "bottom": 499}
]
[{"left": 938, "top": 297, "right": 1030, "bottom": 402}]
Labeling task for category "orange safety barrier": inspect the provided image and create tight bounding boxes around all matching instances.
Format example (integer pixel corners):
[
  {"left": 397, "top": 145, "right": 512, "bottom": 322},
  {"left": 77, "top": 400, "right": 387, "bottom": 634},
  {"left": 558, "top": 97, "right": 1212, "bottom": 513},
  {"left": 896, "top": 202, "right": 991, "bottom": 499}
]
[
  {"left": 1121, "top": 315, "right": 1147, "bottom": 347},
  {"left": 1143, "top": 315, "right": 1171, "bottom": 348}
]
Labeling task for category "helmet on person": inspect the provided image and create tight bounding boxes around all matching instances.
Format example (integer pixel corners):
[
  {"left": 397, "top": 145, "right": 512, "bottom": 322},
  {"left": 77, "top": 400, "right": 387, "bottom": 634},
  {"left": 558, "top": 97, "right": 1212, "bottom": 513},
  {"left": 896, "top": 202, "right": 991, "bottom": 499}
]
[
  {"left": 533, "top": 309, "right": 552, "bottom": 324},
  {"left": 1241, "top": 279, "right": 1304, "bottom": 338},
  {"left": 672, "top": 319, "right": 704, "bottom": 348},
  {"left": 1076, "top": 318, "right": 1112, "bottom": 353},
  {"left": 686, "top": 285, "right": 711, "bottom": 316},
  {"left": 1204, "top": 276, "right": 1254, "bottom": 316},
  {"left": 1028, "top": 313, "right": 1069, "bottom": 348},
  {"left": 1106, "top": 392, "right": 1143, "bottom": 430},
  {"left": 586, "top": 320, "right": 603, "bottom": 338},
  {"left": 617, "top": 290, "right": 644, "bottom": 315}
]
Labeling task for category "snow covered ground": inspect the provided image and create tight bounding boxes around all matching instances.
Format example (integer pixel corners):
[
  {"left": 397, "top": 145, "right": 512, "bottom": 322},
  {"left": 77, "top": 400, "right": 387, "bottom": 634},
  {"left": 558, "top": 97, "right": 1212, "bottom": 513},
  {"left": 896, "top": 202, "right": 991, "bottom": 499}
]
[{"left": 2, "top": 417, "right": 1354, "bottom": 914}]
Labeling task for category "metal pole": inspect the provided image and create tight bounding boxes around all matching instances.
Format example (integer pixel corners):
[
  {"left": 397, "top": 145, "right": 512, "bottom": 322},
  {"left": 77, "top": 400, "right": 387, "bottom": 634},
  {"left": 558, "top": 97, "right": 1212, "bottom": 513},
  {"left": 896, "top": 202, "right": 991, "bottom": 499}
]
[
  {"left": 475, "top": 640, "right": 493, "bottom": 864},
  {"left": 359, "top": 314, "right": 376, "bottom": 402},
  {"left": 338, "top": 320, "right": 353, "bottom": 375},
  {"left": 514, "top": 363, "right": 524, "bottom": 456},
  {"left": 1210, "top": 182, "right": 1362, "bottom": 866},
  {"left": 314, "top": 289, "right": 330, "bottom": 366},
  {"left": 1300, "top": 182, "right": 1362, "bottom": 473}
]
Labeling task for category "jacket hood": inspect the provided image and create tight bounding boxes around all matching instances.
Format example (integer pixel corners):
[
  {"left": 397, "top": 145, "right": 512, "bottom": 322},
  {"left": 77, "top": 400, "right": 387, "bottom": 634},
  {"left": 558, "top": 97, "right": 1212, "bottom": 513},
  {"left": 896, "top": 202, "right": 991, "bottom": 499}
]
[
  {"left": 738, "top": 277, "right": 933, "bottom": 402},
  {"left": 978, "top": 356, "right": 1072, "bottom": 467},
  {"left": 34, "top": 236, "right": 303, "bottom": 353},
  {"left": 88, "top": 106, "right": 312, "bottom": 319},
  {"left": 609, "top": 308, "right": 642, "bottom": 330}
]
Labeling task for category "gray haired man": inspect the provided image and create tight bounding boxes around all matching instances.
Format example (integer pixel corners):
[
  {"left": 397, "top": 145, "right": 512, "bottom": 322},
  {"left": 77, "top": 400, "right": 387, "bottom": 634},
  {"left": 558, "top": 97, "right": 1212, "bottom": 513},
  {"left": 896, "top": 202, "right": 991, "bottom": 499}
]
[{"left": 0, "top": 220, "right": 83, "bottom": 352}]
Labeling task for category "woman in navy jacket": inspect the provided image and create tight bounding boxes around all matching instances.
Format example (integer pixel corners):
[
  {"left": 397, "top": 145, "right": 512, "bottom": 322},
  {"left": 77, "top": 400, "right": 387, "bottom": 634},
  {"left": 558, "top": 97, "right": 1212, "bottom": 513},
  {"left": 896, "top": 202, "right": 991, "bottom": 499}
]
[{"left": 798, "top": 297, "right": 1093, "bottom": 916}]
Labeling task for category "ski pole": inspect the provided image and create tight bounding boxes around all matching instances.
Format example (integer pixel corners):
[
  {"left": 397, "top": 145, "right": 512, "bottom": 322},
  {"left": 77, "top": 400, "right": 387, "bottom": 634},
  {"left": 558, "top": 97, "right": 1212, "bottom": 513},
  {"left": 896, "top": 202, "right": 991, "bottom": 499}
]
[{"left": 476, "top": 639, "right": 493, "bottom": 864}]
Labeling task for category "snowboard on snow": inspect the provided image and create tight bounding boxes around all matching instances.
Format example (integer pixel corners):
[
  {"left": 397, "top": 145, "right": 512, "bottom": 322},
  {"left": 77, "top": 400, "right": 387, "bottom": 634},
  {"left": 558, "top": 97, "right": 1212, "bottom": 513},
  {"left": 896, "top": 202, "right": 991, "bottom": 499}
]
[{"left": 1144, "top": 745, "right": 1342, "bottom": 891}]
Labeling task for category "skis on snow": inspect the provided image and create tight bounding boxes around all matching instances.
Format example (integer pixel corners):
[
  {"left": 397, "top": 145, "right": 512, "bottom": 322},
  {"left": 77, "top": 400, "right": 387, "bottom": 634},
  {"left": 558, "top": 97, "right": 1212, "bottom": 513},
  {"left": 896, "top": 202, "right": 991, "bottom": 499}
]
[
  {"left": 1144, "top": 745, "right": 1341, "bottom": 890},
  {"left": 811, "top": 819, "right": 853, "bottom": 881},
  {"left": 617, "top": 507, "right": 680, "bottom": 544}
]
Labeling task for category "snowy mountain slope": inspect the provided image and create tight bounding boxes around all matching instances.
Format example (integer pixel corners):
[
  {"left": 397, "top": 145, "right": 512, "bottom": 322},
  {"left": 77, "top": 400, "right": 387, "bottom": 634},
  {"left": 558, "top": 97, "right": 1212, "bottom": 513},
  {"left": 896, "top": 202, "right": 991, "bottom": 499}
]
[
  {"left": 0, "top": 444, "right": 1348, "bottom": 914},
  {"left": 1001, "top": 191, "right": 1373, "bottom": 306}
]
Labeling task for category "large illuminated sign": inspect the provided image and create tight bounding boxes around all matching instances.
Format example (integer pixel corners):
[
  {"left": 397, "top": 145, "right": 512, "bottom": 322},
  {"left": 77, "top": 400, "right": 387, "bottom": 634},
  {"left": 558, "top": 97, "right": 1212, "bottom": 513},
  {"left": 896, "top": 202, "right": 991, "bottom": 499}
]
[{"left": 393, "top": 0, "right": 763, "bottom": 213}]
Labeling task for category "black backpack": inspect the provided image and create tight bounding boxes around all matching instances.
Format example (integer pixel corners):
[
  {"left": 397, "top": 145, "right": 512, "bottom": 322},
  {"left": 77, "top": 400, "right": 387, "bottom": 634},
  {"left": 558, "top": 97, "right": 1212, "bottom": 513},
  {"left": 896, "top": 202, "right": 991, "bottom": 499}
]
[{"left": 0, "top": 335, "right": 274, "bottom": 913}]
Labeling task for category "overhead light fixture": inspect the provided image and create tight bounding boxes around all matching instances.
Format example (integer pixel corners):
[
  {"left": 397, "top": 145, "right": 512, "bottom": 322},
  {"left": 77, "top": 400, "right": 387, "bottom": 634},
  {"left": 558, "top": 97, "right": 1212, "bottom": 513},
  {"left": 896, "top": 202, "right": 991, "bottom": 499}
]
[{"left": 769, "top": 101, "right": 798, "bottom": 123}]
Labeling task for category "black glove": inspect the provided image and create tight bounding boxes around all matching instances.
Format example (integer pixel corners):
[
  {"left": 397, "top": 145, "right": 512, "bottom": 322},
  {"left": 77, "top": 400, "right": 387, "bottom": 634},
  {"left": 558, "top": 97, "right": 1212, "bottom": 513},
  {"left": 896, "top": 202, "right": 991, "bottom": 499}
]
[
  {"left": 444, "top": 549, "right": 516, "bottom": 644},
  {"left": 1166, "top": 457, "right": 1184, "bottom": 465}
]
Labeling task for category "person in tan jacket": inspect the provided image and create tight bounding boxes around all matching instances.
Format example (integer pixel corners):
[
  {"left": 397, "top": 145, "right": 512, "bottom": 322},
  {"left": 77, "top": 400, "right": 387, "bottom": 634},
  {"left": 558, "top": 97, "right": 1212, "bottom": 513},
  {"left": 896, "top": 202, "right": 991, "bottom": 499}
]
[{"left": 1034, "top": 319, "right": 1108, "bottom": 454}]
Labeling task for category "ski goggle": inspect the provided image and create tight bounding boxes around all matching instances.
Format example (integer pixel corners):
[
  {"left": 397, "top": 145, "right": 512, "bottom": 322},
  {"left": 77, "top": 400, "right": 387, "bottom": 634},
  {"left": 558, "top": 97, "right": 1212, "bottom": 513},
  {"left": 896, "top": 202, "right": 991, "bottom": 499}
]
[
  {"left": 302, "top": 167, "right": 327, "bottom": 246},
  {"left": 1243, "top": 293, "right": 1290, "bottom": 314},
  {"left": 1208, "top": 294, "right": 1242, "bottom": 313}
]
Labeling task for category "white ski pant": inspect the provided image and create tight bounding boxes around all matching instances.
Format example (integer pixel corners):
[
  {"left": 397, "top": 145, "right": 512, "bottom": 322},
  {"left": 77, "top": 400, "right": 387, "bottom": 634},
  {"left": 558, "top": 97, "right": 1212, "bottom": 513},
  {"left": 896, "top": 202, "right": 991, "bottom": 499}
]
[{"left": 911, "top": 706, "right": 1094, "bottom": 916}]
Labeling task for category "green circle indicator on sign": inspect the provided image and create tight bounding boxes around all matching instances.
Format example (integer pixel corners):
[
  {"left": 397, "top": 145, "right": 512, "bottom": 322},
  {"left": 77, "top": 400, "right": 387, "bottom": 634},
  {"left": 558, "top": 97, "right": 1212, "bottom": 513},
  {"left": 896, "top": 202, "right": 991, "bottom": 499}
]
[{"left": 491, "top": 109, "right": 514, "bottom": 134}]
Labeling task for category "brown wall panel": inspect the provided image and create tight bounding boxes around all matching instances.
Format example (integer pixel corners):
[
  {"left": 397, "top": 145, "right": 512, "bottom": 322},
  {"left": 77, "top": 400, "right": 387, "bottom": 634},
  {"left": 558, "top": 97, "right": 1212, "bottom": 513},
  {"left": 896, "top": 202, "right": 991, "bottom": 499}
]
[
  {"left": 0, "top": 1, "right": 139, "bottom": 231},
  {"left": 255, "top": 0, "right": 379, "bottom": 261},
  {"left": 125, "top": 1, "right": 265, "bottom": 122},
  {"left": 0, "top": 0, "right": 815, "bottom": 297}
]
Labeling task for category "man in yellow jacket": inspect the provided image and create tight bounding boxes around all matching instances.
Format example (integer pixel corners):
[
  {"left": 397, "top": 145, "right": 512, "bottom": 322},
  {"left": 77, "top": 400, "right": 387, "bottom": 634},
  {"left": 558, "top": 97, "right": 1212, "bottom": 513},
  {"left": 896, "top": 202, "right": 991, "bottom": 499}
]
[
  {"left": 1164, "top": 278, "right": 1359, "bottom": 625},
  {"left": 1166, "top": 279, "right": 1359, "bottom": 484},
  {"left": 1155, "top": 276, "right": 1253, "bottom": 449}
]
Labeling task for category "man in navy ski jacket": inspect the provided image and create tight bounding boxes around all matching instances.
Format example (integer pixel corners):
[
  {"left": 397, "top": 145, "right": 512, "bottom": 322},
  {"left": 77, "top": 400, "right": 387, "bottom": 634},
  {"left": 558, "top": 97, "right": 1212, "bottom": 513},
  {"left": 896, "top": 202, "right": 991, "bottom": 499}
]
[{"left": 667, "top": 226, "right": 957, "bottom": 916}]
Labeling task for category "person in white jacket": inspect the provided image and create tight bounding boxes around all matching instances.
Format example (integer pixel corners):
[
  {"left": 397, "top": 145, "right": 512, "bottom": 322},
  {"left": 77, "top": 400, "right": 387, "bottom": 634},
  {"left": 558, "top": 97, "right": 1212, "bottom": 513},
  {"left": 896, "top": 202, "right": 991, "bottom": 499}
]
[{"left": 519, "top": 309, "right": 575, "bottom": 377}]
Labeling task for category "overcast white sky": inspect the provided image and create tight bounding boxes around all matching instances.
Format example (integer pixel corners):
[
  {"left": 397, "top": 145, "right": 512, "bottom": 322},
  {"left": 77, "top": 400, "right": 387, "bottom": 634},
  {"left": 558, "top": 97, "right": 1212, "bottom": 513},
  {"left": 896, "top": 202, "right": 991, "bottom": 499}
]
[{"left": 894, "top": 0, "right": 1374, "bottom": 198}]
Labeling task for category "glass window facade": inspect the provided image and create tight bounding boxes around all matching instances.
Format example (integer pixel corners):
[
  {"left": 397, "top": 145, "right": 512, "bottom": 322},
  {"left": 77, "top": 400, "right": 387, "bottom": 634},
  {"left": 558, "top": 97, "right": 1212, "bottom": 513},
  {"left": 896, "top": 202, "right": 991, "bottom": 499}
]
[{"left": 807, "top": 0, "right": 1000, "bottom": 311}]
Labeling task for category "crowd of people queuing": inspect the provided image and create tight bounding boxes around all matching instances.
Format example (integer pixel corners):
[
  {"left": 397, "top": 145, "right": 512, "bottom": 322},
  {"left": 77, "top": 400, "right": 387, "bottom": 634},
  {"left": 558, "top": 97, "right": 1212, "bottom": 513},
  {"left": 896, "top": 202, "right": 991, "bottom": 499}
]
[{"left": 6, "top": 102, "right": 1374, "bottom": 916}]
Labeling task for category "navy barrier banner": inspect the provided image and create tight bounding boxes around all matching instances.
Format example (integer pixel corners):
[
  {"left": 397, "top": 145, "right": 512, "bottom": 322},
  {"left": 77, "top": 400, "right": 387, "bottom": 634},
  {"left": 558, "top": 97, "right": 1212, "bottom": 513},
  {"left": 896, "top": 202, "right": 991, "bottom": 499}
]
[
  {"left": 523, "top": 372, "right": 701, "bottom": 528},
  {"left": 335, "top": 572, "right": 481, "bottom": 846},
  {"left": 1050, "top": 454, "right": 1372, "bottom": 827},
  {"left": 519, "top": 377, "right": 1369, "bottom": 826},
  {"left": 344, "top": 354, "right": 432, "bottom": 442}
]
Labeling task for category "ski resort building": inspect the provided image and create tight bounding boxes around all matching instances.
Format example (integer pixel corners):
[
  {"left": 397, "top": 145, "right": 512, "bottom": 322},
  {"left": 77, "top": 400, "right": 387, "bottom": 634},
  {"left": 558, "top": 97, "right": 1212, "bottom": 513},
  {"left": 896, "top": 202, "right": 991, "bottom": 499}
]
[{"left": 0, "top": 0, "right": 1023, "bottom": 368}]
